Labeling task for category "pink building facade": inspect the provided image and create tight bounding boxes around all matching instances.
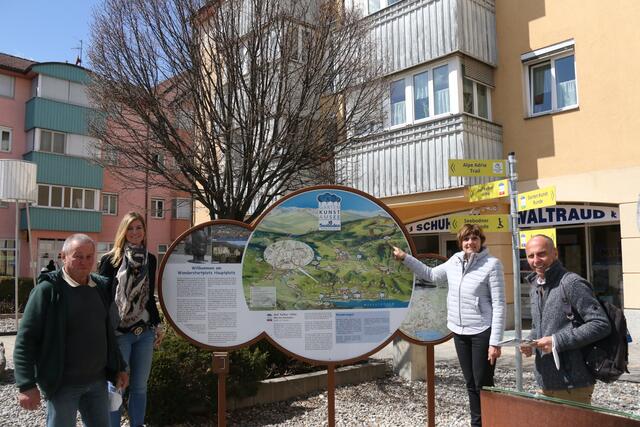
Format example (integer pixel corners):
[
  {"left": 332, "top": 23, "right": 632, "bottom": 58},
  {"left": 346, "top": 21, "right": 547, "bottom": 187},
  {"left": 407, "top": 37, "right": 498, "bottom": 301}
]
[{"left": 0, "top": 52, "right": 191, "bottom": 278}]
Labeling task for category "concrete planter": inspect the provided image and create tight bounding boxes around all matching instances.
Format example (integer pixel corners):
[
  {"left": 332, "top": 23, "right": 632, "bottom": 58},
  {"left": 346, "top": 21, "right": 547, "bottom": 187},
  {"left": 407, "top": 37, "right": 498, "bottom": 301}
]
[{"left": 227, "top": 360, "right": 388, "bottom": 410}]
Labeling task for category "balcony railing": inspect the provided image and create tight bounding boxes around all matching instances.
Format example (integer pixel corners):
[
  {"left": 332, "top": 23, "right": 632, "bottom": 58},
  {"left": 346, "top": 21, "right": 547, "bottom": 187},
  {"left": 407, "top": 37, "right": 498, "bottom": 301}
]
[
  {"left": 336, "top": 114, "right": 502, "bottom": 199},
  {"left": 368, "top": 0, "right": 497, "bottom": 74}
]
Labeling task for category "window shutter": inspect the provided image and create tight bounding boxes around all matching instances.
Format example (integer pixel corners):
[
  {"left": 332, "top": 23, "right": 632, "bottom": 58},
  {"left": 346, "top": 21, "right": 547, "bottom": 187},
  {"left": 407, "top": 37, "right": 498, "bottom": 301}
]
[{"left": 462, "top": 57, "right": 494, "bottom": 88}]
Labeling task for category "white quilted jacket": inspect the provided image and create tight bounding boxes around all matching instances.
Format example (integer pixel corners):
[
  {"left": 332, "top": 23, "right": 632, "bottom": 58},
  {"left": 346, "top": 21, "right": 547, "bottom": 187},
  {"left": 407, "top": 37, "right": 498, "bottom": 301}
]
[{"left": 404, "top": 248, "right": 506, "bottom": 346}]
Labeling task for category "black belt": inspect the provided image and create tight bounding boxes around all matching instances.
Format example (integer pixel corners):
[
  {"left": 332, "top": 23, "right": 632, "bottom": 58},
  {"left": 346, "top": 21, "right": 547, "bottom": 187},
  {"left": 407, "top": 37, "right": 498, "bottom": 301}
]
[{"left": 117, "top": 321, "right": 150, "bottom": 336}]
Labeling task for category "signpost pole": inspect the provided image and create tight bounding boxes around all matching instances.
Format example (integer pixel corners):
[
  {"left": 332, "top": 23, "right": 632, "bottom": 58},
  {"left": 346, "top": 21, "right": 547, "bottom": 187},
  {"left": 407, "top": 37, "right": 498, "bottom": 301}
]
[
  {"left": 14, "top": 200, "right": 19, "bottom": 330},
  {"left": 507, "top": 152, "right": 523, "bottom": 391},
  {"left": 425, "top": 344, "right": 436, "bottom": 427},
  {"left": 213, "top": 352, "right": 229, "bottom": 427},
  {"left": 327, "top": 363, "right": 336, "bottom": 427}
]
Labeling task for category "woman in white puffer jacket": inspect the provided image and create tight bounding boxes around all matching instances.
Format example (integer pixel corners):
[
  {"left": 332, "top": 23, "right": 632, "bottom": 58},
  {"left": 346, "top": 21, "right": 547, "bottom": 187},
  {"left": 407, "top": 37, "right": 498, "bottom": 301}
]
[{"left": 393, "top": 224, "right": 506, "bottom": 427}]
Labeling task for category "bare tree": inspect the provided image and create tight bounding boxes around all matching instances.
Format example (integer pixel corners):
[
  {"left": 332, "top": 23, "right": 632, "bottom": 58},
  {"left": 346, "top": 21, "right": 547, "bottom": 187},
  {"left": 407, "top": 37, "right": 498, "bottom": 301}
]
[{"left": 88, "top": 0, "right": 384, "bottom": 221}]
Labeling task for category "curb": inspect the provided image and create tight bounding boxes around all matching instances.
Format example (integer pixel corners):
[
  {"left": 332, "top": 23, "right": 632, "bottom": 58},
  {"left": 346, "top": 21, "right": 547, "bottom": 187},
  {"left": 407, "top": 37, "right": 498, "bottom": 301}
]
[{"left": 227, "top": 360, "right": 389, "bottom": 410}]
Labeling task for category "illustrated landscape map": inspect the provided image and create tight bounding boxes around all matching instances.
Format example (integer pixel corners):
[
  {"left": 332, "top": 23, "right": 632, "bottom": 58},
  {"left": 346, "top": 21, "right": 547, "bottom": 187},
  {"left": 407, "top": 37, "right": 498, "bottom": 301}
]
[{"left": 242, "top": 190, "right": 414, "bottom": 310}]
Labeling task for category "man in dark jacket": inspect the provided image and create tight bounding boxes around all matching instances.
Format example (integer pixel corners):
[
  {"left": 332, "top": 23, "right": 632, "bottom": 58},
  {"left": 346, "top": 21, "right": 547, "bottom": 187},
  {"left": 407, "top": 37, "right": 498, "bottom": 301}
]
[
  {"left": 14, "top": 234, "right": 128, "bottom": 427},
  {"left": 520, "top": 235, "right": 610, "bottom": 404}
]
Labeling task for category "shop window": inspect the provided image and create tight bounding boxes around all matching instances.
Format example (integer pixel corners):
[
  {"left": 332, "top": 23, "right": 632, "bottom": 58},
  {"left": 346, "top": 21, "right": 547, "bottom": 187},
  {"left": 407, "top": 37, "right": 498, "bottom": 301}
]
[
  {"left": 522, "top": 40, "right": 578, "bottom": 116},
  {"left": 557, "top": 227, "right": 587, "bottom": 279},
  {"left": 590, "top": 225, "right": 622, "bottom": 307},
  {"left": 410, "top": 234, "right": 439, "bottom": 255}
]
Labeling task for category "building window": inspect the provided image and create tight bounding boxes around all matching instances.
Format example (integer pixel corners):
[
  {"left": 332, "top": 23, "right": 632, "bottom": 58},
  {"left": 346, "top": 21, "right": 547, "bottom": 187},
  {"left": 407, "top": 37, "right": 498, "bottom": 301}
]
[
  {"left": 151, "top": 199, "right": 165, "bottom": 218},
  {"left": 522, "top": 40, "right": 577, "bottom": 116},
  {"left": 37, "top": 184, "right": 98, "bottom": 211},
  {"left": 40, "top": 130, "right": 66, "bottom": 154},
  {"left": 0, "top": 239, "right": 16, "bottom": 276},
  {"left": 390, "top": 79, "right": 405, "bottom": 126},
  {"left": 158, "top": 243, "right": 168, "bottom": 265},
  {"left": 363, "top": 0, "right": 401, "bottom": 14},
  {"left": 102, "top": 193, "right": 118, "bottom": 215},
  {"left": 387, "top": 62, "right": 452, "bottom": 128},
  {"left": 0, "top": 75, "right": 15, "bottom": 98},
  {"left": 0, "top": 127, "right": 11, "bottom": 152},
  {"left": 463, "top": 77, "right": 490, "bottom": 119},
  {"left": 103, "top": 147, "right": 118, "bottom": 165},
  {"left": 413, "top": 72, "right": 429, "bottom": 120},
  {"left": 152, "top": 153, "right": 165, "bottom": 168},
  {"left": 96, "top": 242, "right": 114, "bottom": 266},
  {"left": 433, "top": 65, "right": 449, "bottom": 115},
  {"left": 172, "top": 198, "right": 192, "bottom": 219}
]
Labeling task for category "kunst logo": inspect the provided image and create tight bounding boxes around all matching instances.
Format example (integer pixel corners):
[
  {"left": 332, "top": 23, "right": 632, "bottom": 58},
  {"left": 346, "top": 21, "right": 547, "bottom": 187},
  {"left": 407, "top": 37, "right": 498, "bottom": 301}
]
[{"left": 317, "top": 192, "right": 341, "bottom": 231}]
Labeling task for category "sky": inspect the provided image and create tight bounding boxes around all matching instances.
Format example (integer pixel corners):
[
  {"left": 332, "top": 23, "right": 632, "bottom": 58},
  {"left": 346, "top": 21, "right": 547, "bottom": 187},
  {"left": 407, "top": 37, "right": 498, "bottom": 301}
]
[{"left": 0, "top": 0, "right": 101, "bottom": 66}]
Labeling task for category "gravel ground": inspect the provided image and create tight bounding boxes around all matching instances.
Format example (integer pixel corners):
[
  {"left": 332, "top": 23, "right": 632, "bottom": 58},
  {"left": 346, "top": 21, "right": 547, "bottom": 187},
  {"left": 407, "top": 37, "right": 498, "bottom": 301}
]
[
  {"left": 0, "top": 318, "right": 18, "bottom": 334},
  {"left": 1, "top": 357, "right": 638, "bottom": 427}
]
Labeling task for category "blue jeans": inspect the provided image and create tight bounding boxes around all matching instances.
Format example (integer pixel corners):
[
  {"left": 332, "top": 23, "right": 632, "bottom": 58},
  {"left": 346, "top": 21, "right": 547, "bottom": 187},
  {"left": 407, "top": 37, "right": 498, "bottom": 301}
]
[
  {"left": 110, "top": 328, "right": 155, "bottom": 427},
  {"left": 47, "top": 379, "right": 108, "bottom": 427}
]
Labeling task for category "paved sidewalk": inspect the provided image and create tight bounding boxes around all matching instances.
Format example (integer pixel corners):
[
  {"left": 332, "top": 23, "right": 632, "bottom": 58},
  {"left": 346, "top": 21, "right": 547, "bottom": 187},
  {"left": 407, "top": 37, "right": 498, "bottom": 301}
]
[{"left": 433, "top": 329, "right": 640, "bottom": 383}]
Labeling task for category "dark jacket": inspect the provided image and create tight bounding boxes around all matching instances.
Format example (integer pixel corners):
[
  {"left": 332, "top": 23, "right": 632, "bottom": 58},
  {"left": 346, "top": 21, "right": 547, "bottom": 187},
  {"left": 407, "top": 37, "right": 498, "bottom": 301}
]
[
  {"left": 99, "top": 252, "right": 161, "bottom": 326},
  {"left": 527, "top": 261, "right": 610, "bottom": 390},
  {"left": 13, "top": 271, "right": 126, "bottom": 398}
]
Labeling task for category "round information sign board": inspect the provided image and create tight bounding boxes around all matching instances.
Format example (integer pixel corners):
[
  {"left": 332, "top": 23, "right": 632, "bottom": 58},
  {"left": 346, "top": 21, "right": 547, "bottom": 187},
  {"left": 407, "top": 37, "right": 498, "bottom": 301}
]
[
  {"left": 242, "top": 186, "right": 415, "bottom": 362},
  {"left": 159, "top": 220, "right": 263, "bottom": 349}
]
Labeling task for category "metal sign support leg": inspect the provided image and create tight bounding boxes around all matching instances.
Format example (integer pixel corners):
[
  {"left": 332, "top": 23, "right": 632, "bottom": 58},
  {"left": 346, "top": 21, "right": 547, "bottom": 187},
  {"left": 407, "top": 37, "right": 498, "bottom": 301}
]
[
  {"left": 328, "top": 363, "right": 336, "bottom": 427},
  {"left": 425, "top": 344, "right": 436, "bottom": 427},
  {"left": 213, "top": 352, "right": 229, "bottom": 427}
]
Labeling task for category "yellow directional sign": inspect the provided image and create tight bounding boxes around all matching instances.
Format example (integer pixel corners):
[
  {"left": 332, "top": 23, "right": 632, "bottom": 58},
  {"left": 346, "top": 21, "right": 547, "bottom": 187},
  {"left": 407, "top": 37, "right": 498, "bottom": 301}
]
[
  {"left": 518, "top": 186, "right": 556, "bottom": 212},
  {"left": 449, "top": 214, "right": 510, "bottom": 233},
  {"left": 519, "top": 228, "right": 556, "bottom": 249},
  {"left": 448, "top": 159, "right": 507, "bottom": 177},
  {"left": 468, "top": 179, "right": 510, "bottom": 202}
]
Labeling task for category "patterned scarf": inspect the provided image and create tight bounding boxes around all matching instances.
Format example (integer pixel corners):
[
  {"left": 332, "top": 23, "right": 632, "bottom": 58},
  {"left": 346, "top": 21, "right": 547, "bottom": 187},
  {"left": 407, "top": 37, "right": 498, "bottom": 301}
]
[{"left": 115, "top": 245, "right": 150, "bottom": 328}]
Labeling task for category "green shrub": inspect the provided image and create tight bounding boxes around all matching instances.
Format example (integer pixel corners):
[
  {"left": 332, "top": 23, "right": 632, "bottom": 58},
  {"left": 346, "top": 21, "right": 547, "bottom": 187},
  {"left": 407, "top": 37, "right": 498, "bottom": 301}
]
[
  {"left": 146, "top": 327, "right": 269, "bottom": 426},
  {"left": 0, "top": 277, "right": 34, "bottom": 313}
]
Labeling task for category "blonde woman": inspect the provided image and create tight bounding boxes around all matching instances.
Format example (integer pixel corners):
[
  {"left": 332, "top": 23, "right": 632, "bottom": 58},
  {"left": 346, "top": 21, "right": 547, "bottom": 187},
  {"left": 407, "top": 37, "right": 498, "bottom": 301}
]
[{"left": 99, "top": 212, "right": 164, "bottom": 427}]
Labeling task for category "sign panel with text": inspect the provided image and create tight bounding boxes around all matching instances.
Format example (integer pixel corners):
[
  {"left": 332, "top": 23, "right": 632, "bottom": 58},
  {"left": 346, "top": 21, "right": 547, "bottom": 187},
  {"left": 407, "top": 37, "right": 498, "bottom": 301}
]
[
  {"left": 518, "top": 186, "right": 556, "bottom": 212},
  {"left": 242, "top": 187, "right": 414, "bottom": 362},
  {"left": 468, "top": 179, "right": 510, "bottom": 202},
  {"left": 519, "top": 228, "right": 556, "bottom": 249},
  {"left": 159, "top": 221, "right": 263, "bottom": 349},
  {"left": 449, "top": 214, "right": 511, "bottom": 233},
  {"left": 448, "top": 159, "right": 507, "bottom": 177}
]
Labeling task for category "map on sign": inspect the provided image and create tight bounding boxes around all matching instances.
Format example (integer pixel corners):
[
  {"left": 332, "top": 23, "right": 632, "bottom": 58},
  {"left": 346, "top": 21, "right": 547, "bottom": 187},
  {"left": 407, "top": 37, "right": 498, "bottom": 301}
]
[{"left": 242, "top": 190, "right": 414, "bottom": 311}]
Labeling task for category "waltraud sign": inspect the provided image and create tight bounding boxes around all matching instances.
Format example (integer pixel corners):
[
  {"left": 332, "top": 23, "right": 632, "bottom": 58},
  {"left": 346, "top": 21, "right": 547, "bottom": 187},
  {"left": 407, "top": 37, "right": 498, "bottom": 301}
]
[{"left": 406, "top": 205, "right": 619, "bottom": 234}]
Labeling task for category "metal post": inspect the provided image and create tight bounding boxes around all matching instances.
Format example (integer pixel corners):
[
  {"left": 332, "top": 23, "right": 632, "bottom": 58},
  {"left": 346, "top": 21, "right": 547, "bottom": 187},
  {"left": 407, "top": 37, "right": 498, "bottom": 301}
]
[
  {"left": 327, "top": 364, "right": 336, "bottom": 427},
  {"left": 25, "top": 202, "right": 36, "bottom": 287},
  {"left": 507, "top": 152, "right": 523, "bottom": 391},
  {"left": 212, "top": 352, "right": 229, "bottom": 427},
  {"left": 425, "top": 345, "right": 436, "bottom": 427},
  {"left": 14, "top": 200, "right": 20, "bottom": 330}
]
